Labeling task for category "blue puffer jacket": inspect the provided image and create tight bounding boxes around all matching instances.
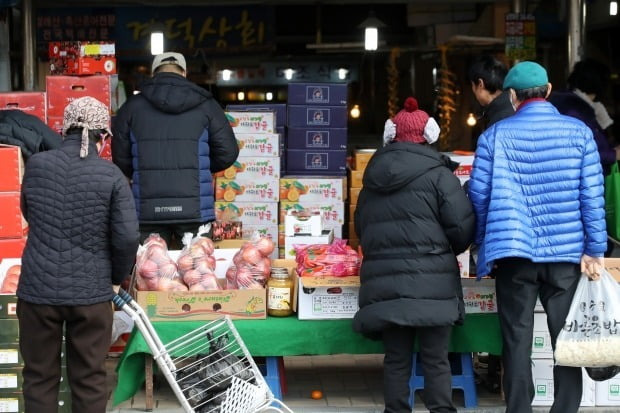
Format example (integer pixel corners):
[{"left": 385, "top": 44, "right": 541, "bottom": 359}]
[{"left": 468, "top": 99, "right": 607, "bottom": 277}]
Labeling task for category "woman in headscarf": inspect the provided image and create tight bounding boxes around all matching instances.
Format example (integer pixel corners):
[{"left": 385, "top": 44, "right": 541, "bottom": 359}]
[{"left": 17, "top": 96, "right": 139, "bottom": 413}]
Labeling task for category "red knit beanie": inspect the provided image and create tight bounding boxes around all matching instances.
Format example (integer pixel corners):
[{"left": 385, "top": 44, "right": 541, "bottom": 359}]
[{"left": 392, "top": 97, "right": 430, "bottom": 144}]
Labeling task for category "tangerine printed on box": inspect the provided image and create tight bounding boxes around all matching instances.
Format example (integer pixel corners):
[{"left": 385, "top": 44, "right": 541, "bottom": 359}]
[
  {"left": 235, "top": 133, "right": 280, "bottom": 157},
  {"left": 217, "top": 157, "right": 280, "bottom": 180},
  {"left": 215, "top": 202, "right": 278, "bottom": 225},
  {"left": 215, "top": 178, "right": 279, "bottom": 202},
  {"left": 279, "top": 177, "right": 346, "bottom": 202},
  {"left": 225, "top": 111, "right": 275, "bottom": 134}
]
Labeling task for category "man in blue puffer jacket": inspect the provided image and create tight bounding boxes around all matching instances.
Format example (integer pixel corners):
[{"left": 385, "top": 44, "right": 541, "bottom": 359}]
[{"left": 468, "top": 61, "right": 607, "bottom": 413}]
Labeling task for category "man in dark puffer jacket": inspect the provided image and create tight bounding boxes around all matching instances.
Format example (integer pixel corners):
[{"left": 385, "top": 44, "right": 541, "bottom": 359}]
[
  {"left": 0, "top": 109, "right": 62, "bottom": 161},
  {"left": 112, "top": 52, "right": 238, "bottom": 246},
  {"left": 353, "top": 98, "right": 475, "bottom": 413},
  {"left": 18, "top": 97, "right": 139, "bottom": 413}
]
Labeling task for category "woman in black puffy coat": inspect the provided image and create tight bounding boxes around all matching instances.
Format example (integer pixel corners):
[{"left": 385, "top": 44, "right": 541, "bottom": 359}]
[{"left": 353, "top": 98, "right": 475, "bottom": 413}]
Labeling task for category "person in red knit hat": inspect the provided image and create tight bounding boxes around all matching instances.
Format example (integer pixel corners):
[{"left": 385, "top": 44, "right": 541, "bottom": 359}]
[{"left": 354, "top": 98, "right": 474, "bottom": 413}]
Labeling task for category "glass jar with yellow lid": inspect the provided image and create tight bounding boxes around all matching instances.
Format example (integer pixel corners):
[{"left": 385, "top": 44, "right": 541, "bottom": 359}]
[{"left": 267, "top": 267, "right": 293, "bottom": 317}]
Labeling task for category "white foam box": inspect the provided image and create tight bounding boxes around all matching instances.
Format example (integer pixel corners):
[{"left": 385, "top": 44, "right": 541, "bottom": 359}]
[
  {"left": 226, "top": 111, "right": 275, "bottom": 134},
  {"left": 531, "top": 359, "right": 595, "bottom": 407},
  {"left": 284, "top": 212, "right": 323, "bottom": 236},
  {"left": 461, "top": 278, "right": 497, "bottom": 314},
  {"left": 595, "top": 372, "right": 620, "bottom": 406},
  {"left": 532, "top": 312, "right": 553, "bottom": 358},
  {"left": 235, "top": 133, "right": 280, "bottom": 157},
  {"left": 297, "top": 275, "right": 360, "bottom": 320},
  {"left": 443, "top": 152, "right": 474, "bottom": 186},
  {"left": 284, "top": 229, "right": 334, "bottom": 259},
  {"left": 457, "top": 249, "right": 470, "bottom": 278}
]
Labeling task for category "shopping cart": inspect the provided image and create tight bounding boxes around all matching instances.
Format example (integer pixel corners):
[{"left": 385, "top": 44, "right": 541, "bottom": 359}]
[{"left": 113, "top": 289, "right": 293, "bottom": 413}]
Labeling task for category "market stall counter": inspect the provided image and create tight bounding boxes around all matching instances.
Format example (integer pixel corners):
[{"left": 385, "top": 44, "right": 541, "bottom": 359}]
[{"left": 113, "top": 313, "right": 501, "bottom": 407}]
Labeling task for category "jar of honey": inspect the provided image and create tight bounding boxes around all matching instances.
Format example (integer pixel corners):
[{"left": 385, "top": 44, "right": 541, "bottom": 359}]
[{"left": 267, "top": 267, "right": 293, "bottom": 317}]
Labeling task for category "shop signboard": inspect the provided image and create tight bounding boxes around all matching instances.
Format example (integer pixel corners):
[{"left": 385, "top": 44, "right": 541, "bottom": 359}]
[{"left": 505, "top": 12, "right": 536, "bottom": 61}]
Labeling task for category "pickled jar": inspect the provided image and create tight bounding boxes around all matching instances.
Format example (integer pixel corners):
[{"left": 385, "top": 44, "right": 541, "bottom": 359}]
[{"left": 267, "top": 267, "right": 293, "bottom": 317}]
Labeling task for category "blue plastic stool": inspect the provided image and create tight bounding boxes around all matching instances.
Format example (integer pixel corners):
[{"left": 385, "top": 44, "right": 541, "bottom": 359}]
[
  {"left": 260, "top": 356, "right": 285, "bottom": 400},
  {"left": 408, "top": 352, "right": 478, "bottom": 408}
]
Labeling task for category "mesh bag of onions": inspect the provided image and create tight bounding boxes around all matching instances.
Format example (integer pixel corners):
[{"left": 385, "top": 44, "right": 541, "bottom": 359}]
[
  {"left": 135, "top": 234, "right": 188, "bottom": 291},
  {"left": 226, "top": 234, "right": 275, "bottom": 289},
  {"left": 294, "top": 238, "right": 361, "bottom": 277},
  {"left": 176, "top": 230, "right": 220, "bottom": 291}
]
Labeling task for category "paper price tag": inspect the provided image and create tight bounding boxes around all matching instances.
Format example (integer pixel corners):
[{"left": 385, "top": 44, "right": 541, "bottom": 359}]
[
  {"left": 0, "top": 350, "right": 18, "bottom": 364},
  {"left": 0, "top": 374, "right": 17, "bottom": 389},
  {"left": 0, "top": 398, "right": 19, "bottom": 412}
]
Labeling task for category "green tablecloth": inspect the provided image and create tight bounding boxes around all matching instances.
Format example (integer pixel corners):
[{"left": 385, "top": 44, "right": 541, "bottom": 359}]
[{"left": 113, "top": 314, "right": 501, "bottom": 405}]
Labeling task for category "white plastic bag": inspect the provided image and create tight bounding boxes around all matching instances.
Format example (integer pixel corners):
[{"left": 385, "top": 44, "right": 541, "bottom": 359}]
[{"left": 555, "top": 270, "right": 620, "bottom": 367}]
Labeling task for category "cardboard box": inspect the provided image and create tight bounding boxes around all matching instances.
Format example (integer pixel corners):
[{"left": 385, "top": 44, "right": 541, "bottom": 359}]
[
  {"left": 215, "top": 202, "right": 278, "bottom": 226},
  {"left": 215, "top": 178, "right": 279, "bottom": 202},
  {"left": 605, "top": 258, "right": 620, "bottom": 282},
  {"left": 216, "top": 157, "right": 280, "bottom": 180},
  {"left": 285, "top": 149, "right": 347, "bottom": 175},
  {"left": 226, "top": 104, "right": 287, "bottom": 127},
  {"left": 287, "top": 83, "right": 347, "bottom": 106},
  {"left": 531, "top": 360, "right": 595, "bottom": 407},
  {"left": 353, "top": 149, "right": 376, "bottom": 171},
  {"left": 284, "top": 229, "right": 333, "bottom": 259},
  {"left": 595, "top": 373, "right": 620, "bottom": 406},
  {"left": 0, "top": 238, "right": 26, "bottom": 261},
  {"left": 45, "top": 116, "right": 63, "bottom": 135},
  {"left": 461, "top": 278, "right": 497, "bottom": 314},
  {"left": 349, "top": 203, "right": 357, "bottom": 219},
  {"left": 457, "top": 249, "right": 470, "bottom": 278},
  {"left": 0, "top": 344, "right": 22, "bottom": 367},
  {"left": 0, "top": 92, "right": 46, "bottom": 122},
  {"left": 284, "top": 212, "right": 323, "bottom": 236},
  {"left": 233, "top": 133, "right": 280, "bottom": 157},
  {"left": 0, "top": 193, "right": 27, "bottom": 239},
  {"left": 0, "top": 146, "right": 24, "bottom": 192},
  {"left": 280, "top": 177, "right": 346, "bottom": 203},
  {"left": 48, "top": 41, "right": 115, "bottom": 58},
  {"left": 226, "top": 111, "right": 275, "bottom": 134},
  {"left": 532, "top": 312, "right": 553, "bottom": 358},
  {"left": 348, "top": 222, "right": 358, "bottom": 240},
  {"left": 46, "top": 75, "right": 112, "bottom": 118},
  {"left": 213, "top": 239, "right": 247, "bottom": 249},
  {"left": 286, "top": 127, "right": 347, "bottom": 150},
  {"left": 279, "top": 201, "right": 345, "bottom": 227},
  {"left": 349, "top": 187, "right": 362, "bottom": 204},
  {"left": 297, "top": 275, "right": 360, "bottom": 320},
  {"left": 53, "top": 56, "right": 117, "bottom": 76},
  {"left": 287, "top": 105, "right": 347, "bottom": 128},
  {"left": 349, "top": 169, "right": 364, "bottom": 188}
]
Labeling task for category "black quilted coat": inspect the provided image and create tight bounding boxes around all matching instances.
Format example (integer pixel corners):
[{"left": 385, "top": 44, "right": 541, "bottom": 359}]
[
  {"left": 18, "top": 134, "right": 140, "bottom": 305},
  {"left": 0, "top": 109, "right": 62, "bottom": 161},
  {"left": 352, "top": 142, "right": 475, "bottom": 339}
]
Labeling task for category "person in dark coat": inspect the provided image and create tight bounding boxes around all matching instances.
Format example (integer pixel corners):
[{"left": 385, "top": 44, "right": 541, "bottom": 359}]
[
  {"left": 112, "top": 52, "right": 239, "bottom": 246},
  {"left": 0, "top": 109, "right": 62, "bottom": 161},
  {"left": 353, "top": 97, "right": 475, "bottom": 413},
  {"left": 468, "top": 54, "right": 515, "bottom": 130},
  {"left": 17, "top": 96, "right": 139, "bottom": 413},
  {"left": 549, "top": 58, "right": 617, "bottom": 175}
]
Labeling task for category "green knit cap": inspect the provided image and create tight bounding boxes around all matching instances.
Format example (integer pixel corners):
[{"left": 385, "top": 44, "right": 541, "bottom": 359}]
[{"left": 503, "top": 61, "right": 548, "bottom": 90}]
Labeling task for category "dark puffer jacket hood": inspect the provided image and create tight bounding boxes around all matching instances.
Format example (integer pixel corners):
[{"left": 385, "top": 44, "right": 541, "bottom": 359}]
[
  {"left": 140, "top": 72, "right": 214, "bottom": 114},
  {"left": 363, "top": 141, "right": 458, "bottom": 194}
]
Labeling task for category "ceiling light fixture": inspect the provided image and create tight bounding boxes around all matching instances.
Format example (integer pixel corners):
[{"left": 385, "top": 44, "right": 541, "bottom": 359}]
[
  {"left": 338, "top": 68, "right": 348, "bottom": 80},
  {"left": 359, "top": 11, "right": 386, "bottom": 51},
  {"left": 222, "top": 69, "right": 232, "bottom": 81},
  {"left": 284, "top": 68, "right": 295, "bottom": 80}
]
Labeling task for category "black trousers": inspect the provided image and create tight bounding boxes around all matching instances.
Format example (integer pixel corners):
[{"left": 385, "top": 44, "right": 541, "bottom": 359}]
[
  {"left": 494, "top": 258, "right": 583, "bottom": 413},
  {"left": 17, "top": 300, "right": 113, "bottom": 413},
  {"left": 382, "top": 324, "right": 456, "bottom": 413}
]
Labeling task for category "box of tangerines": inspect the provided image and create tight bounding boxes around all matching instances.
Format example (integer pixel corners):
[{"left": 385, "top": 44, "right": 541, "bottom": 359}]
[
  {"left": 279, "top": 176, "right": 347, "bottom": 203},
  {"left": 215, "top": 177, "right": 279, "bottom": 202}
]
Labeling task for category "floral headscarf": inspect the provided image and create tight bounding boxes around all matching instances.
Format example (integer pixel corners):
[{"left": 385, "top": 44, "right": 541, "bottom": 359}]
[{"left": 62, "top": 96, "right": 111, "bottom": 158}]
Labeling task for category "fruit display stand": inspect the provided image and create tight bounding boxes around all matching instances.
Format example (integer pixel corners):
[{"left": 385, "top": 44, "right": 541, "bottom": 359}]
[{"left": 112, "top": 313, "right": 502, "bottom": 409}]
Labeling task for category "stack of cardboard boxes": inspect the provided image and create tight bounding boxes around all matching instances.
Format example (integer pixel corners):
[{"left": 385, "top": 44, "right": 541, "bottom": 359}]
[
  {"left": 49, "top": 41, "right": 116, "bottom": 76},
  {"left": 0, "top": 93, "right": 46, "bottom": 122},
  {"left": 346, "top": 149, "right": 375, "bottom": 250},
  {"left": 285, "top": 83, "right": 347, "bottom": 176},
  {"left": 0, "top": 146, "right": 27, "bottom": 261},
  {"left": 216, "top": 111, "right": 280, "bottom": 258}
]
